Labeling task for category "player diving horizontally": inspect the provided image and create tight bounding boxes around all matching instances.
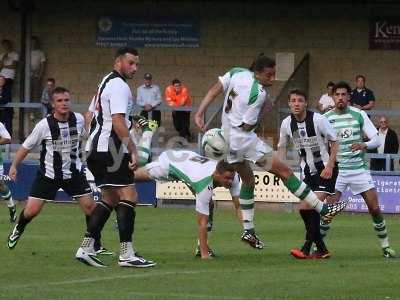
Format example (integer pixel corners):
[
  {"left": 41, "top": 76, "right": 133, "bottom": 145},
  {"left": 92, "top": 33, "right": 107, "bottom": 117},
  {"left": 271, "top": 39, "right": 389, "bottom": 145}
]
[
  {"left": 135, "top": 148, "right": 240, "bottom": 259},
  {"left": 195, "top": 54, "right": 348, "bottom": 249},
  {"left": 132, "top": 117, "right": 243, "bottom": 259}
]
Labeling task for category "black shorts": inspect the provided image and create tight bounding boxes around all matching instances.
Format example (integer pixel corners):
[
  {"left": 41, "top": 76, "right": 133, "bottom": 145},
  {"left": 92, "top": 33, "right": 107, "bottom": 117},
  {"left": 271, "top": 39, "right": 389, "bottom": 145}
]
[
  {"left": 86, "top": 152, "right": 135, "bottom": 187},
  {"left": 303, "top": 167, "right": 338, "bottom": 195},
  {"left": 29, "top": 171, "right": 92, "bottom": 200}
]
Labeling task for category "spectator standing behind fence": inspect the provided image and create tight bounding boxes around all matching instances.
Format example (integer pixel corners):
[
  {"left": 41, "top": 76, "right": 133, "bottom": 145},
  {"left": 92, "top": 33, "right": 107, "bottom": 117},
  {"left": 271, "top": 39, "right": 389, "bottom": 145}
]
[
  {"left": 370, "top": 116, "right": 399, "bottom": 171},
  {"left": 317, "top": 81, "right": 335, "bottom": 113},
  {"left": 0, "top": 39, "right": 19, "bottom": 98},
  {"left": 165, "top": 78, "right": 192, "bottom": 142},
  {"left": 350, "top": 75, "right": 375, "bottom": 111},
  {"left": 0, "top": 75, "right": 13, "bottom": 136},
  {"left": 136, "top": 73, "right": 162, "bottom": 126},
  {"left": 40, "top": 78, "right": 55, "bottom": 117},
  {"left": 30, "top": 36, "right": 46, "bottom": 101}
]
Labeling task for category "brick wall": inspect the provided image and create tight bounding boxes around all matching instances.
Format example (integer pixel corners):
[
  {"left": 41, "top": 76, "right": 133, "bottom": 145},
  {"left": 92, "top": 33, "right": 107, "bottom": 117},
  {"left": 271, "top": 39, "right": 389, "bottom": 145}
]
[{"left": 2, "top": 1, "right": 400, "bottom": 138}]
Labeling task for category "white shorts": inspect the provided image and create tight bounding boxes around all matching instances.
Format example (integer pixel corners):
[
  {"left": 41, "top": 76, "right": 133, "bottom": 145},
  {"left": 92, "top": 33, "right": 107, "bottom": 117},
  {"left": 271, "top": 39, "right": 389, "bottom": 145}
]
[
  {"left": 335, "top": 170, "right": 375, "bottom": 195},
  {"left": 226, "top": 127, "right": 273, "bottom": 164},
  {"left": 145, "top": 152, "right": 169, "bottom": 180}
]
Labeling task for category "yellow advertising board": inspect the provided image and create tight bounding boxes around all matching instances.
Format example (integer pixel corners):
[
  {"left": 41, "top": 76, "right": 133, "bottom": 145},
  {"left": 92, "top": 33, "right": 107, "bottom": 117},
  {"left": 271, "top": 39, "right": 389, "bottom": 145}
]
[{"left": 156, "top": 171, "right": 300, "bottom": 203}]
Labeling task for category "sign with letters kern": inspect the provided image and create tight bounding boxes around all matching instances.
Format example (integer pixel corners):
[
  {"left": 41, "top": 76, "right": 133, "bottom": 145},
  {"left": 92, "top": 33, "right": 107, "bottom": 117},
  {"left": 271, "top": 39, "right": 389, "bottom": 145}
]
[{"left": 370, "top": 18, "right": 400, "bottom": 50}]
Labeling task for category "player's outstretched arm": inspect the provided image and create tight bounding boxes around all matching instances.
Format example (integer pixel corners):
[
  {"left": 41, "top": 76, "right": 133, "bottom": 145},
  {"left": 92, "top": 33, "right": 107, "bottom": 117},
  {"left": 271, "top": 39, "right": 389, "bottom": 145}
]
[
  {"left": 197, "top": 212, "right": 212, "bottom": 259},
  {"left": 194, "top": 81, "right": 223, "bottom": 132},
  {"left": 9, "top": 147, "right": 30, "bottom": 181}
]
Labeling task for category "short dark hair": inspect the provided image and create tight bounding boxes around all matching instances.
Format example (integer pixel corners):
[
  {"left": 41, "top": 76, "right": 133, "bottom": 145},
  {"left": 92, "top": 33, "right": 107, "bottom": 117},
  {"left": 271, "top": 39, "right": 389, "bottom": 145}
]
[
  {"left": 249, "top": 53, "right": 275, "bottom": 72},
  {"left": 215, "top": 160, "right": 235, "bottom": 174},
  {"left": 31, "top": 36, "right": 40, "bottom": 47},
  {"left": 288, "top": 89, "right": 307, "bottom": 101},
  {"left": 114, "top": 47, "right": 138, "bottom": 59},
  {"left": 333, "top": 81, "right": 352, "bottom": 94},
  {"left": 51, "top": 86, "right": 70, "bottom": 98},
  {"left": 47, "top": 78, "right": 55, "bottom": 84},
  {"left": 327, "top": 81, "right": 335, "bottom": 88},
  {"left": 1, "top": 39, "right": 12, "bottom": 47},
  {"left": 172, "top": 78, "right": 181, "bottom": 85},
  {"left": 355, "top": 74, "right": 365, "bottom": 81}
]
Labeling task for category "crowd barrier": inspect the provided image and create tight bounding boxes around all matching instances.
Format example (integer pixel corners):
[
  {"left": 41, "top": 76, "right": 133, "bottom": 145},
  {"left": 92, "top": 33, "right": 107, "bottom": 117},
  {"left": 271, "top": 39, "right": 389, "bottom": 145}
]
[{"left": 157, "top": 171, "right": 400, "bottom": 214}]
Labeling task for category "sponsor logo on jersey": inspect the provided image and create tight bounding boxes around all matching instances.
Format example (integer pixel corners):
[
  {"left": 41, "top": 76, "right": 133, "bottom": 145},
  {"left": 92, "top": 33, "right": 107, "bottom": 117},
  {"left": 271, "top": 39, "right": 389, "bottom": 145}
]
[{"left": 339, "top": 129, "right": 353, "bottom": 139}]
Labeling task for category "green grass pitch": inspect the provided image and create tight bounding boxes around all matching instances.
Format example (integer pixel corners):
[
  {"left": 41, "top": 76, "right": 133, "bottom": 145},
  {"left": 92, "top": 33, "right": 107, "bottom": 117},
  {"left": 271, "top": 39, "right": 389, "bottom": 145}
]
[{"left": 1, "top": 202, "right": 400, "bottom": 300}]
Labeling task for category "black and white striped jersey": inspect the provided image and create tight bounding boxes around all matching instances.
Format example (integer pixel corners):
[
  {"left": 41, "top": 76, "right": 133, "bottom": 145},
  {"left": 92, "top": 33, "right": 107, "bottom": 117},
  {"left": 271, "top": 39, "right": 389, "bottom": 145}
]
[
  {"left": 278, "top": 111, "right": 337, "bottom": 176},
  {"left": 22, "top": 113, "right": 85, "bottom": 180},
  {"left": 85, "top": 71, "right": 134, "bottom": 154}
]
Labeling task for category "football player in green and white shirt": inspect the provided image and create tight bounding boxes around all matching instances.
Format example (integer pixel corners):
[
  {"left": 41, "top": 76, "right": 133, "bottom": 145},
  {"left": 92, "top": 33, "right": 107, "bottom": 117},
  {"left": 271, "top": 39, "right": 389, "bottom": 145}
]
[
  {"left": 195, "top": 54, "right": 347, "bottom": 250},
  {"left": 323, "top": 81, "right": 396, "bottom": 258},
  {"left": 134, "top": 149, "right": 240, "bottom": 259}
]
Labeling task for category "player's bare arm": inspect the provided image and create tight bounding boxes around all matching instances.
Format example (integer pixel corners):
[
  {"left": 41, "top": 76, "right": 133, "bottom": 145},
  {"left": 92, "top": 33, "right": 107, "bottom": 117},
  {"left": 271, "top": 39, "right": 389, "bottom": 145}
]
[
  {"left": 112, "top": 113, "right": 138, "bottom": 170},
  {"left": 0, "top": 135, "right": 11, "bottom": 145},
  {"left": 197, "top": 212, "right": 212, "bottom": 259},
  {"left": 9, "top": 147, "right": 30, "bottom": 181},
  {"left": 320, "top": 141, "right": 338, "bottom": 179},
  {"left": 194, "top": 81, "right": 223, "bottom": 132}
]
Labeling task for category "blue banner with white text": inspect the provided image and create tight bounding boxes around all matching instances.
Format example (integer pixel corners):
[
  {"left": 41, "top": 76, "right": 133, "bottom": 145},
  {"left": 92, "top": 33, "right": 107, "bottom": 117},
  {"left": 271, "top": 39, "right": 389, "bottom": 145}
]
[
  {"left": 96, "top": 16, "right": 200, "bottom": 48},
  {"left": 343, "top": 175, "right": 400, "bottom": 213}
]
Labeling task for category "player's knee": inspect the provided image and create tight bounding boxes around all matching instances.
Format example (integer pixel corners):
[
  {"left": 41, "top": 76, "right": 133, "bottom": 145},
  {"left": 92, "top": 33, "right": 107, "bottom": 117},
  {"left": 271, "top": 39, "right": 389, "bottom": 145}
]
[
  {"left": 270, "top": 158, "right": 292, "bottom": 180},
  {"left": 84, "top": 201, "right": 97, "bottom": 215},
  {"left": 24, "top": 203, "right": 42, "bottom": 219}
]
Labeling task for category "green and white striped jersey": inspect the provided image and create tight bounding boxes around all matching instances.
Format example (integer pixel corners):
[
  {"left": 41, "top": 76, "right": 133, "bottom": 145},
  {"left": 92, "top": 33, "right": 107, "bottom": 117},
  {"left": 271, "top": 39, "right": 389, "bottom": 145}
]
[{"left": 324, "top": 107, "right": 377, "bottom": 172}]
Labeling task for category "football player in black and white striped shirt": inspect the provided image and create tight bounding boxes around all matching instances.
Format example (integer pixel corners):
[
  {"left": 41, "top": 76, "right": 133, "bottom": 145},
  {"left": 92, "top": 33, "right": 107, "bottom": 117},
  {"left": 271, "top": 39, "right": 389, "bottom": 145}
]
[
  {"left": 7, "top": 87, "right": 107, "bottom": 253},
  {"left": 278, "top": 89, "right": 338, "bottom": 259},
  {"left": 76, "top": 48, "right": 155, "bottom": 268}
]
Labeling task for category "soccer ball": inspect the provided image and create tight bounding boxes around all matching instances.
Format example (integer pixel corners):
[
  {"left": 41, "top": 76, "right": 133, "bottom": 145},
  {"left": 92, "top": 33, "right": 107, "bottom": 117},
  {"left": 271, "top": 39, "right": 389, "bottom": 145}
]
[{"left": 201, "top": 128, "right": 228, "bottom": 161}]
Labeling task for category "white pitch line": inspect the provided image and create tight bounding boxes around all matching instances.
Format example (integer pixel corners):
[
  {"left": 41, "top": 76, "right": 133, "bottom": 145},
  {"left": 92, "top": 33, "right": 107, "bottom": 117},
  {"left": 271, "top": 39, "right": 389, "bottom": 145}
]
[
  {"left": 129, "top": 291, "right": 262, "bottom": 300},
  {"left": 0, "top": 269, "right": 245, "bottom": 290}
]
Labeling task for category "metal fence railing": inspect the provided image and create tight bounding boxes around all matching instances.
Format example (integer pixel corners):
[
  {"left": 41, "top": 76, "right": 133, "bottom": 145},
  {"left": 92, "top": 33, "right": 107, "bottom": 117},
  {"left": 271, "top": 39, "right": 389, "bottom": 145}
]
[{"left": 1, "top": 102, "right": 222, "bottom": 160}]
